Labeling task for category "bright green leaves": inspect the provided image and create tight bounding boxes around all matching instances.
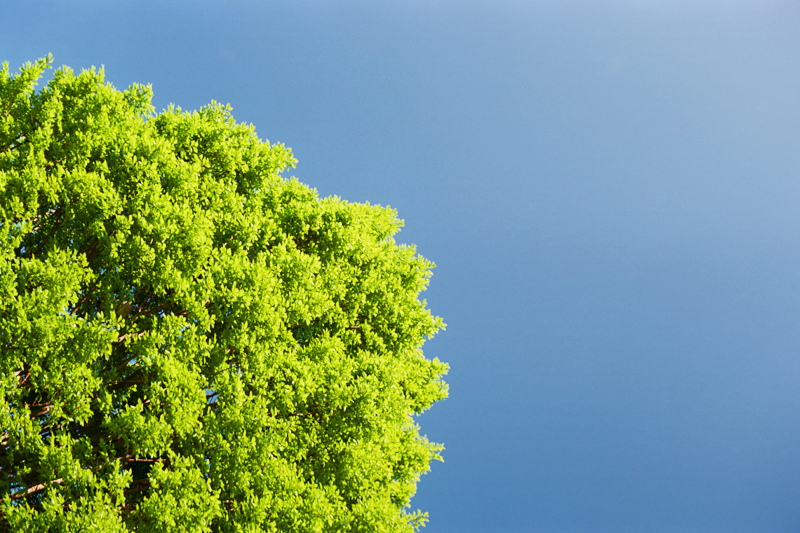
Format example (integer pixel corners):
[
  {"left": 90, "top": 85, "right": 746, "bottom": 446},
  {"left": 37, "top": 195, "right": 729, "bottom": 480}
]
[
  {"left": 4, "top": 489, "right": 129, "bottom": 533},
  {"left": 131, "top": 455, "right": 220, "bottom": 533},
  {"left": 1, "top": 58, "right": 447, "bottom": 532},
  {"left": 0, "top": 55, "right": 53, "bottom": 164}
]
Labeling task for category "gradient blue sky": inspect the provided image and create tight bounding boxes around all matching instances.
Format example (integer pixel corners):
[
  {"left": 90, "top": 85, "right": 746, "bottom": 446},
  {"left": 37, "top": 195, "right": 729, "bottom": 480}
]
[{"left": 4, "top": 2, "right": 800, "bottom": 531}]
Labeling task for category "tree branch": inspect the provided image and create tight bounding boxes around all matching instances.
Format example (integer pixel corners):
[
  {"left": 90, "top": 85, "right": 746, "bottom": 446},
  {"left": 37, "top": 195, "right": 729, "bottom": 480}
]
[{"left": 9, "top": 478, "right": 63, "bottom": 500}]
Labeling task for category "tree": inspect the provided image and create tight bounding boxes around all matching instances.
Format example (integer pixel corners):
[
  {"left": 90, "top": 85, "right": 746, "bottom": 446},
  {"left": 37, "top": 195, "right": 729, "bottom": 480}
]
[{"left": 0, "top": 56, "right": 448, "bottom": 532}]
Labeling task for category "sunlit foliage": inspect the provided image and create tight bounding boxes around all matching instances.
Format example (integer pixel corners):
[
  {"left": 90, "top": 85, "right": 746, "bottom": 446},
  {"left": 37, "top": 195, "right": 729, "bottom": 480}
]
[{"left": 0, "top": 56, "right": 447, "bottom": 532}]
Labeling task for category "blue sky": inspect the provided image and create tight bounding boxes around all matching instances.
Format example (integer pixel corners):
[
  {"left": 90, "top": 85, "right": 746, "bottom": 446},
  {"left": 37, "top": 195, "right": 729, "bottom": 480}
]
[{"left": 4, "top": 1, "right": 800, "bottom": 531}]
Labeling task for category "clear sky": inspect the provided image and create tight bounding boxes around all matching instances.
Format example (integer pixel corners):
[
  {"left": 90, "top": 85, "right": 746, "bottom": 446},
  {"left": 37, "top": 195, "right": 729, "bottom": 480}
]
[{"left": 4, "top": 1, "right": 800, "bottom": 531}]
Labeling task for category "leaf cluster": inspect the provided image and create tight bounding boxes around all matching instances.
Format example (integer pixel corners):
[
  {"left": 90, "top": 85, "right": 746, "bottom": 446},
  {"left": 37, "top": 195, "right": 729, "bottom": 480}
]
[{"left": 0, "top": 57, "right": 448, "bottom": 532}]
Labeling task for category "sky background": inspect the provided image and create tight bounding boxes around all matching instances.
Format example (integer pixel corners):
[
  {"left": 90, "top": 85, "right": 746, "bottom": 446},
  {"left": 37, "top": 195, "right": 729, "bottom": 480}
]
[{"left": 3, "top": 1, "right": 800, "bottom": 531}]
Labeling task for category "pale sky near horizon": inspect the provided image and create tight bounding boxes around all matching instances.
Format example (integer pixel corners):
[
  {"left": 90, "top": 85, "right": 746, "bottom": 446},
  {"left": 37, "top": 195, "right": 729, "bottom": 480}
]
[{"left": 4, "top": 1, "right": 800, "bottom": 531}]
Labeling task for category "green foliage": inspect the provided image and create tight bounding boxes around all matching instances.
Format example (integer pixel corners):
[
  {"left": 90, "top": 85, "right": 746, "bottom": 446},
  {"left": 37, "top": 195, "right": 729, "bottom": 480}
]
[{"left": 0, "top": 56, "right": 448, "bottom": 532}]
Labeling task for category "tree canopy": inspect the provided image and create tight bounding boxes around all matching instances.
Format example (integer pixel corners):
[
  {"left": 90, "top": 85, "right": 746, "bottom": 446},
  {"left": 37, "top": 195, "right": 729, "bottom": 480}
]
[{"left": 0, "top": 56, "right": 448, "bottom": 532}]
